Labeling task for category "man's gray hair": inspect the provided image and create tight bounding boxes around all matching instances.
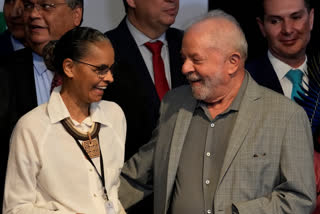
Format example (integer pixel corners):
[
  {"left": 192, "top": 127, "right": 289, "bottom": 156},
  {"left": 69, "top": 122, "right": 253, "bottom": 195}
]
[
  {"left": 65, "top": 0, "right": 83, "bottom": 25},
  {"left": 187, "top": 9, "right": 248, "bottom": 60},
  {"left": 65, "top": 0, "right": 83, "bottom": 9}
]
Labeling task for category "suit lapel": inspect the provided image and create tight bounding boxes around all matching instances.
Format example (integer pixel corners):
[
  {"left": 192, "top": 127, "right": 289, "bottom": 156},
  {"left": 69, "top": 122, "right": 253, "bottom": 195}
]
[
  {"left": 116, "top": 18, "right": 160, "bottom": 101},
  {"left": 261, "top": 55, "right": 283, "bottom": 94},
  {"left": 247, "top": 54, "right": 283, "bottom": 94},
  {"left": 0, "top": 30, "right": 14, "bottom": 55},
  {"left": 165, "top": 97, "right": 197, "bottom": 210},
  {"left": 17, "top": 48, "right": 38, "bottom": 109},
  {"left": 217, "top": 75, "right": 262, "bottom": 187},
  {"left": 8, "top": 48, "right": 37, "bottom": 116}
]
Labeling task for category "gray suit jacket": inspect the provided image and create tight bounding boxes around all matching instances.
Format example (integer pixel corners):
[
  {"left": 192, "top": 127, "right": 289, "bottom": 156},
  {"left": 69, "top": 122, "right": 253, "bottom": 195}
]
[{"left": 120, "top": 73, "right": 316, "bottom": 214}]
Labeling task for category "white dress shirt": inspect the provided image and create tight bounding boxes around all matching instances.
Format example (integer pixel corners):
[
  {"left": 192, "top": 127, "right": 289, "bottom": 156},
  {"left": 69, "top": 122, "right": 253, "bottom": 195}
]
[
  {"left": 126, "top": 18, "right": 172, "bottom": 88},
  {"left": 268, "top": 50, "right": 308, "bottom": 99},
  {"left": 3, "top": 87, "right": 127, "bottom": 214}
]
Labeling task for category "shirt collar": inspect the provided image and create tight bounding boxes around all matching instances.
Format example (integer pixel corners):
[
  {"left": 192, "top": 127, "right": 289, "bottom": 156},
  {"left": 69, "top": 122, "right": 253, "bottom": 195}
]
[
  {"left": 32, "top": 52, "right": 48, "bottom": 75},
  {"left": 197, "top": 72, "right": 249, "bottom": 116},
  {"left": 126, "top": 17, "right": 167, "bottom": 47},
  {"left": 48, "top": 86, "right": 111, "bottom": 127},
  {"left": 229, "top": 71, "right": 248, "bottom": 111},
  {"left": 268, "top": 50, "right": 307, "bottom": 80},
  {"left": 71, "top": 116, "right": 93, "bottom": 127},
  {"left": 10, "top": 35, "right": 25, "bottom": 51}
]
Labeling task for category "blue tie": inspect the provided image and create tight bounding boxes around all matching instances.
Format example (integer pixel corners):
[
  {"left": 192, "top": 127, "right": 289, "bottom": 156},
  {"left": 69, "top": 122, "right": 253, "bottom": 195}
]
[{"left": 286, "top": 69, "right": 304, "bottom": 100}]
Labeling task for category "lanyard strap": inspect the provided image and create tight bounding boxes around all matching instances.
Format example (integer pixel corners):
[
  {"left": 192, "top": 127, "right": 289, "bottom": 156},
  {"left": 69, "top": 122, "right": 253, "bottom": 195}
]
[
  {"left": 72, "top": 135, "right": 109, "bottom": 201},
  {"left": 60, "top": 119, "right": 109, "bottom": 200}
]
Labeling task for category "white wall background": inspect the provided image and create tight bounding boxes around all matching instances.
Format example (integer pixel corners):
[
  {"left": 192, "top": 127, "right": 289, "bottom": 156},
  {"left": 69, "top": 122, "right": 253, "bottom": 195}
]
[{"left": 0, "top": 0, "right": 208, "bottom": 31}]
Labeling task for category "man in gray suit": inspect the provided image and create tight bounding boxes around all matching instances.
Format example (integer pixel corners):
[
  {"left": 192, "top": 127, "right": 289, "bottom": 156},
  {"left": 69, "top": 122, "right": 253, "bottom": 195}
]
[{"left": 119, "top": 9, "right": 316, "bottom": 214}]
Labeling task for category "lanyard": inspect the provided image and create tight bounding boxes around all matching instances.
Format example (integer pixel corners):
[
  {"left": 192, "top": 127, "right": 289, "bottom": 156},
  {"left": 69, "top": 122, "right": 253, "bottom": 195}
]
[{"left": 71, "top": 135, "right": 109, "bottom": 201}]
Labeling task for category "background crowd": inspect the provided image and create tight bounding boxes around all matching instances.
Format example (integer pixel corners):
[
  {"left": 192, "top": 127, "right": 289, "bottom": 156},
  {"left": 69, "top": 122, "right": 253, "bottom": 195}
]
[{"left": 0, "top": 0, "right": 319, "bottom": 213}]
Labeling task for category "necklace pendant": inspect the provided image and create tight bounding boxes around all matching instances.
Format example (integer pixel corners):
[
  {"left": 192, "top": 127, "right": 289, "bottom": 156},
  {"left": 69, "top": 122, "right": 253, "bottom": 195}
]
[{"left": 82, "top": 138, "right": 100, "bottom": 159}]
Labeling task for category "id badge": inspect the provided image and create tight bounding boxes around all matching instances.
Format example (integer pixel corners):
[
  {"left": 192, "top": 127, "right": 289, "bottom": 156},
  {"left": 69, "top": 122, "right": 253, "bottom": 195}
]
[{"left": 105, "top": 200, "right": 116, "bottom": 214}]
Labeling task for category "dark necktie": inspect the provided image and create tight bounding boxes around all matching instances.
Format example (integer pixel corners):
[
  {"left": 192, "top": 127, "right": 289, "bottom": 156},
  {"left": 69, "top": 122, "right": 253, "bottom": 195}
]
[
  {"left": 50, "top": 72, "right": 63, "bottom": 93},
  {"left": 145, "top": 41, "right": 169, "bottom": 100},
  {"left": 286, "top": 69, "right": 304, "bottom": 100}
]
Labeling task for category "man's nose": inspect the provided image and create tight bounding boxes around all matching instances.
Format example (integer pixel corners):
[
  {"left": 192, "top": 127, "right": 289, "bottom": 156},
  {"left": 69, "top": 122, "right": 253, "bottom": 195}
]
[
  {"left": 182, "top": 58, "right": 194, "bottom": 76},
  {"left": 281, "top": 19, "right": 294, "bottom": 35}
]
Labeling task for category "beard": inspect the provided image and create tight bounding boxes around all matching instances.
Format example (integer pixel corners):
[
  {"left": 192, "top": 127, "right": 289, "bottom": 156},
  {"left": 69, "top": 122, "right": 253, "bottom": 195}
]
[
  {"left": 186, "top": 72, "right": 216, "bottom": 101},
  {"left": 186, "top": 69, "right": 227, "bottom": 102}
]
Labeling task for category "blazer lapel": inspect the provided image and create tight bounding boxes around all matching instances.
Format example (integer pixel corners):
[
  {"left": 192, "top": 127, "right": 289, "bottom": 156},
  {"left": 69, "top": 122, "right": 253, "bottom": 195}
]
[
  {"left": 116, "top": 18, "right": 160, "bottom": 102},
  {"left": 247, "top": 54, "right": 284, "bottom": 94},
  {"left": 0, "top": 30, "right": 14, "bottom": 56},
  {"left": 16, "top": 48, "right": 38, "bottom": 110},
  {"left": 165, "top": 98, "right": 197, "bottom": 210},
  {"left": 217, "top": 75, "right": 262, "bottom": 187}
]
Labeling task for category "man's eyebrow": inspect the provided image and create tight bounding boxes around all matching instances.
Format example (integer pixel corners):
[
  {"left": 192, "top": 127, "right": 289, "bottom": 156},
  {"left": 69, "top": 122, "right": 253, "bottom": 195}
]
[
  {"left": 265, "top": 14, "right": 283, "bottom": 19},
  {"left": 266, "top": 9, "right": 306, "bottom": 19},
  {"left": 290, "top": 9, "right": 306, "bottom": 16}
]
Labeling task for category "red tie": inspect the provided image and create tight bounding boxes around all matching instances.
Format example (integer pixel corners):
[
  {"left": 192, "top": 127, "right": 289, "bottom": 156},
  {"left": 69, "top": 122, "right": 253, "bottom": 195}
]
[
  {"left": 50, "top": 72, "right": 63, "bottom": 93},
  {"left": 145, "top": 41, "right": 169, "bottom": 100}
]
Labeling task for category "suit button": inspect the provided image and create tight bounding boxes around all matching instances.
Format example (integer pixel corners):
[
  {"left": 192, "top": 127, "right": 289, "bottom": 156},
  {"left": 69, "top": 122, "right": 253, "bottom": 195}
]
[
  {"left": 207, "top": 209, "right": 212, "bottom": 214},
  {"left": 210, "top": 123, "right": 215, "bottom": 128},
  {"left": 205, "top": 180, "right": 210, "bottom": 185}
]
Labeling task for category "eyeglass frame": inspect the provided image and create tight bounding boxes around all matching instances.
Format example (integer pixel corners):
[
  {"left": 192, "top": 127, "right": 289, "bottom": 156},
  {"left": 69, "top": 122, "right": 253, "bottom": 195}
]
[
  {"left": 23, "top": 1, "right": 68, "bottom": 13},
  {"left": 72, "top": 59, "right": 116, "bottom": 79}
]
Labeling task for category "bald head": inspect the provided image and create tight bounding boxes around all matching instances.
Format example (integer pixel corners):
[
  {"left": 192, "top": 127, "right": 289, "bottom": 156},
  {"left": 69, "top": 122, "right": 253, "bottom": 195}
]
[
  {"left": 185, "top": 9, "right": 248, "bottom": 62},
  {"left": 181, "top": 10, "right": 247, "bottom": 104}
]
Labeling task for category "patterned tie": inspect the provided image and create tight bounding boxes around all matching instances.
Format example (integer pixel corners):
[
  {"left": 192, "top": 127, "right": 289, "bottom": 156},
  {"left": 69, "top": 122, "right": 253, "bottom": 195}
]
[
  {"left": 50, "top": 72, "right": 63, "bottom": 93},
  {"left": 145, "top": 41, "right": 169, "bottom": 100},
  {"left": 286, "top": 69, "right": 304, "bottom": 100}
]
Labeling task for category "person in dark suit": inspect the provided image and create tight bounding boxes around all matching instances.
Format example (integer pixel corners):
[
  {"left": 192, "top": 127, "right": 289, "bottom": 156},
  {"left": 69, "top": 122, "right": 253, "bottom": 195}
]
[
  {"left": 246, "top": 0, "right": 314, "bottom": 99},
  {"left": 104, "top": 0, "right": 186, "bottom": 212},
  {"left": 0, "top": 0, "right": 25, "bottom": 56},
  {"left": 246, "top": 1, "right": 319, "bottom": 213},
  {"left": 104, "top": 0, "right": 185, "bottom": 161},
  {"left": 0, "top": 0, "right": 83, "bottom": 209}
]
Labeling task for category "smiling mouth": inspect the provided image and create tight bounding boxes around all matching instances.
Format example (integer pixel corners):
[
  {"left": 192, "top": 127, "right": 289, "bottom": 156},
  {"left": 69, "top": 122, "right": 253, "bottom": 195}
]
[
  {"left": 188, "top": 78, "right": 203, "bottom": 86},
  {"left": 280, "top": 38, "right": 298, "bottom": 45},
  {"left": 165, "top": 7, "right": 177, "bottom": 15},
  {"left": 187, "top": 73, "right": 201, "bottom": 82},
  {"left": 95, "top": 86, "right": 107, "bottom": 90},
  {"left": 30, "top": 24, "right": 46, "bottom": 30}
]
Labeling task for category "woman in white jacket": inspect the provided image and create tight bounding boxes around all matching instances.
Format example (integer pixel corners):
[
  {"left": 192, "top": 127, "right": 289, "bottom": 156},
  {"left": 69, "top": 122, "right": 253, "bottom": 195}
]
[{"left": 3, "top": 27, "right": 126, "bottom": 214}]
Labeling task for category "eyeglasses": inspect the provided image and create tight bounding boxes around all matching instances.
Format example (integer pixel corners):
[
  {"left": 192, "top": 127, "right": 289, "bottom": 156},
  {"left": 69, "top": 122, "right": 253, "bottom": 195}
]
[
  {"left": 72, "top": 59, "right": 116, "bottom": 79},
  {"left": 23, "top": 2, "right": 68, "bottom": 13}
]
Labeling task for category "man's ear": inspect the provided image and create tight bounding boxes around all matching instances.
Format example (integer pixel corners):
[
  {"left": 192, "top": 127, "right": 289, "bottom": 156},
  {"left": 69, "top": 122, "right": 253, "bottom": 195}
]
[
  {"left": 256, "top": 17, "right": 266, "bottom": 37},
  {"left": 72, "top": 7, "right": 83, "bottom": 27},
  {"left": 126, "top": 0, "right": 136, "bottom": 8},
  {"left": 308, "top": 8, "right": 314, "bottom": 31},
  {"left": 63, "top": 58, "right": 75, "bottom": 78},
  {"left": 227, "top": 52, "right": 241, "bottom": 75}
]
